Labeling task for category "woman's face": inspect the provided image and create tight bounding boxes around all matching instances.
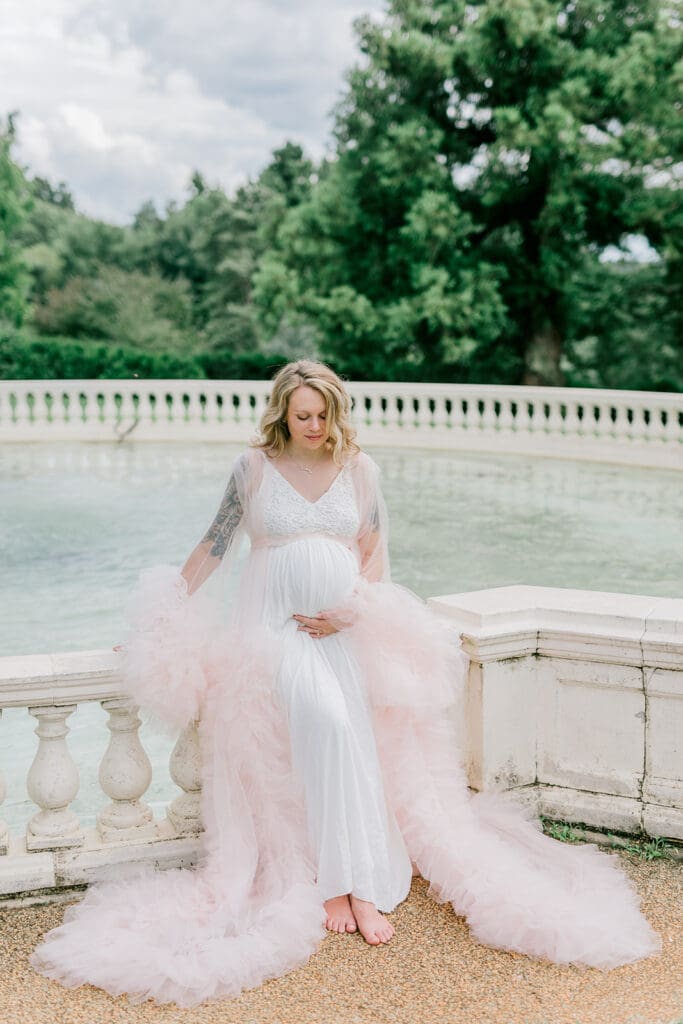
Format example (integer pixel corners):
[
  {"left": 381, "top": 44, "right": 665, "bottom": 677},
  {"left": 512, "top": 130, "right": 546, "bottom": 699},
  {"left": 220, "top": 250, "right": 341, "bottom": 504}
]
[{"left": 285, "top": 385, "right": 329, "bottom": 450}]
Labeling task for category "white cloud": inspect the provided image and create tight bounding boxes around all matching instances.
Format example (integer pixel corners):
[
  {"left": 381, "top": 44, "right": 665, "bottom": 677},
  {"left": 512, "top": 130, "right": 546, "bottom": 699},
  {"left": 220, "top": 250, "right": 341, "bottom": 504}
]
[{"left": 0, "top": 0, "right": 386, "bottom": 223}]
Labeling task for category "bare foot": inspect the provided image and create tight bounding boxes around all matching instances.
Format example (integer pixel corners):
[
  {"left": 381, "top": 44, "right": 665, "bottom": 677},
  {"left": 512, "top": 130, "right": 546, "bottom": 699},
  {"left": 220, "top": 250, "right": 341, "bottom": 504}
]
[
  {"left": 323, "top": 894, "right": 357, "bottom": 934},
  {"left": 349, "top": 895, "right": 394, "bottom": 945}
]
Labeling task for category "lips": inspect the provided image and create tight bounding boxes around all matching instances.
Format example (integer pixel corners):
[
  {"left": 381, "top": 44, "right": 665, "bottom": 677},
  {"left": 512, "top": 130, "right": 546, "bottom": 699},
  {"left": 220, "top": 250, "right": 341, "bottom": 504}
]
[{"left": 306, "top": 435, "right": 322, "bottom": 440}]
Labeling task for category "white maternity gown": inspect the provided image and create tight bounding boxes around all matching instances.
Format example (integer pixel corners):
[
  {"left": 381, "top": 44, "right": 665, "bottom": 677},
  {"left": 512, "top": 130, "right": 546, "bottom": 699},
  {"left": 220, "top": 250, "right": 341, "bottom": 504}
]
[
  {"left": 29, "top": 446, "right": 662, "bottom": 1008},
  {"left": 260, "top": 458, "right": 413, "bottom": 911}
]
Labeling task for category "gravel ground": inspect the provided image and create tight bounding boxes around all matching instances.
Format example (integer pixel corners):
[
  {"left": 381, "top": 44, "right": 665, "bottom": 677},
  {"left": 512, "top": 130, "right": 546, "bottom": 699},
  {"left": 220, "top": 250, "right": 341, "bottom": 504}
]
[{"left": 1, "top": 853, "right": 681, "bottom": 1024}]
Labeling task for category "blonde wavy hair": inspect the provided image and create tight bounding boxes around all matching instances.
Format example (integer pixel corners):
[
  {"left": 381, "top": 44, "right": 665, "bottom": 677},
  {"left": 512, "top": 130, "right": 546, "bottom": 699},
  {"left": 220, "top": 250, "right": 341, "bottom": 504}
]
[{"left": 253, "top": 360, "right": 360, "bottom": 465}]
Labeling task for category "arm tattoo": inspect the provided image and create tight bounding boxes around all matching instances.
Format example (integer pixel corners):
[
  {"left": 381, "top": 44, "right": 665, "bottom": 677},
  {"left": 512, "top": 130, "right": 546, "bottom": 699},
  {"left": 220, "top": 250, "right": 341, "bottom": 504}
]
[
  {"left": 370, "top": 498, "right": 381, "bottom": 531},
  {"left": 200, "top": 473, "right": 243, "bottom": 558}
]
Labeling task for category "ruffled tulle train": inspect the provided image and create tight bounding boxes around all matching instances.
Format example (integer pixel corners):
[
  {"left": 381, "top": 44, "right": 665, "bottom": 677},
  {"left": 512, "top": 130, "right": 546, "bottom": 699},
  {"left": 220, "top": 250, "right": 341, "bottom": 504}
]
[{"left": 29, "top": 566, "right": 662, "bottom": 1007}]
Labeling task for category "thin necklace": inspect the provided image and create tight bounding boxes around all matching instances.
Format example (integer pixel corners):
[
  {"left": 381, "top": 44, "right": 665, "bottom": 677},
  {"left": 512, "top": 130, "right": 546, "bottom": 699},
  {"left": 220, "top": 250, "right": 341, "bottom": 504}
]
[{"left": 286, "top": 451, "right": 323, "bottom": 475}]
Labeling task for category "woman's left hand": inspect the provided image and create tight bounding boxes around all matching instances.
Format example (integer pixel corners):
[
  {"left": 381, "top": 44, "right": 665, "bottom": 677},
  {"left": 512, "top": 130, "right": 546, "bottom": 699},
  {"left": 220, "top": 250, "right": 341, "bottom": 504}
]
[{"left": 292, "top": 612, "right": 340, "bottom": 639}]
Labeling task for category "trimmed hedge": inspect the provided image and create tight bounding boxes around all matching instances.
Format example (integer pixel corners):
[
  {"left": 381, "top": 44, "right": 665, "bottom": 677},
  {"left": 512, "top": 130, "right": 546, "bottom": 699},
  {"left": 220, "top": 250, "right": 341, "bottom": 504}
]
[{"left": 0, "top": 332, "right": 292, "bottom": 381}]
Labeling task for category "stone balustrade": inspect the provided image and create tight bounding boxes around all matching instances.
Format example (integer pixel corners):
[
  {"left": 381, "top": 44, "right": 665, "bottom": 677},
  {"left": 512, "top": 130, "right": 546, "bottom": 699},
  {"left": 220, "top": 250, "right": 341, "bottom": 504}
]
[
  {"left": 1, "top": 379, "right": 681, "bottom": 468},
  {"left": 0, "top": 585, "right": 681, "bottom": 905}
]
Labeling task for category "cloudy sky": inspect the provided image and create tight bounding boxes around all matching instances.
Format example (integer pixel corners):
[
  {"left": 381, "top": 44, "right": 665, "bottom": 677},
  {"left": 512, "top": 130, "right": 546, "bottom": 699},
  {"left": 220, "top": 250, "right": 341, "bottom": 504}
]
[{"left": 1, "top": 0, "right": 387, "bottom": 224}]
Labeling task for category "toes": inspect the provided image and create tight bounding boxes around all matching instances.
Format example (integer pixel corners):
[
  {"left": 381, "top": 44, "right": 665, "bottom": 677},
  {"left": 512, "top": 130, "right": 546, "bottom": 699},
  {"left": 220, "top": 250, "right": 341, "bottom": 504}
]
[{"left": 345, "top": 920, "right": 357, "bottom": 932}]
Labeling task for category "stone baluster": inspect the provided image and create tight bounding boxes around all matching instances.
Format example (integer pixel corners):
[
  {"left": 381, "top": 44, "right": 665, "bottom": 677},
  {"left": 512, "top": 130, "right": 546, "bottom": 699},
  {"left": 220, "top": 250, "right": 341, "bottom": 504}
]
[
  {"left": 608, "top": 400, "right": 628, "bottom": 441},
  {"left": 235, "top": 388, "right": 252, "bottom": 426},
  {"left": 7, "top": 384, "right": 32, "bottom": 426},
  {"left": 159, "top": 387, "right": 179, "bottom": 428},
  {"left": 626, "top": 401, "right": 647, "bottom": 442},
  {"left": 450, "top": 392, "right": 467, "bottom": 431},
  {"left": 43, "top": 385, "right": 60, "bottom": 426},
  {"left": 0, "top": 710, "right": 8, "bottom": 856},
  {"left": 136, "top": 386, "right": 154, "bottom": 425},
  {"left": 497, "top": 396, "right": 515, "bottom": 433},
  {"left": 227, "top": 386, "right": 242, "bottom": 426},
  {"left": 203, "top": 385, "right": 221, "bottom": 425},
  {"left": 432, "top": 392, "right": 450, "bottom": 430},
  {"left": 117, "top": 387, "right": 139, "bottom": 425},
  {"left": 643, "top": 401, "right": 667, "bottom": 442},
  {"left": 383, "top": 391, "right": 403, "bottom": 429},
  {"left": 58, "top": 385, "right": 82, "bottom": 425},
  {"left": 516, "top": 397, "right": 534, "bottom": 433},
  {"left": 415, "top": 389, "right": 435, "bottom": 430},
  {"left": 26, "top": 704, "right": 84, "bottom": 851},
  {"left": 663, "top": 403, "right": 682, "bottom": 443},
  {"left": 635, "top": 403, "right": 652, "bottom": 442},
  {"left": 93, "top": 386, "right": 111, "bottom": 425},
  {"left": 424, "top": 389, "right": 441, "bottom": 430},
  {"left": 227, "top": 387, "right": 244, "bottom": 427},
  {"left": 167, "top": 720, "right": 204, "bottom": 835},
  {"left": 562, "top": 399, "right": 583, "bottom": 436},
  {"left": 193, "top": 387, "right": 208, "bottom": 424},
  {"left": 143, "top": 388, "right": 155, "bottom": 425},
  {"left": 97, "top": 698, "right": 156, "bottom": 841},
  {"left": 363, "top": 392, "right": 384, "bottom": 429},
  {"left": 608, "top": 401, "right": 621, "bottom": 440},
  {"left": 591, "top": 400, "right": 611, "bottom": 439},
  {"left": 407, "top": 393, "right": 421, "bottom": 430},
  {"left": 251, "top": 388, "right": 270, "bottom": 426},
  {"left": 177, "top": 388, "right": 197, "bottom": 424},
  {"left": 77, "top": 386, "right": 94, "bottom": 427},
  {"left": 21, "top": 385, "right": 39, "bottom": 427},
  {"left": 544, "top": 398, "right": 564, "bottom": 435},
  {"left": 104, "top": 386, "right": 123, "bottom": 429},
  {"left": 627, "top": 402, "right": 639, "bottom": 442},
  {"left": 479, "top": 397, "right": 497, "bottom": 432}
]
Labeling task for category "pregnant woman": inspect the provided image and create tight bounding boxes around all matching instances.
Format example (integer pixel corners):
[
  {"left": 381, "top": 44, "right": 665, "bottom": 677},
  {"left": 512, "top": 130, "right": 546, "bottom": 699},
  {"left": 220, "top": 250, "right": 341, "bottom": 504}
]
[{"left": 30, "top": 360, "right": 661, "bottom": 1007}]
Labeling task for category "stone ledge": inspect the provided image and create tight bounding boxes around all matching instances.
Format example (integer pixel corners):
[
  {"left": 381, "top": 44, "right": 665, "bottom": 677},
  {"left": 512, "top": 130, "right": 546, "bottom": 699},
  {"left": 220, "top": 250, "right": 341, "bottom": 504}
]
[
  {"left": 0, "top": 824, "right": 201, "bottom": 903},
  {"left": 430, "top": 585, "right": 683, "bottom": 667}
]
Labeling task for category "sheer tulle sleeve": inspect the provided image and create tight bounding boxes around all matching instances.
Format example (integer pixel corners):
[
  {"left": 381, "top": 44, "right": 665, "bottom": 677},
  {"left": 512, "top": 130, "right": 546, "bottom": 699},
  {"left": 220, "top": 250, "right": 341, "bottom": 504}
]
[
  {"left": 322, "top": 450, "right": 468, "bottom": 710},
  {"left": 181, "top": 457, "right": 246, "bottom": 596},
  {"left": 116, "top": 450, "right": 255, "bottom": 734},
  {"left": 355, "top": 453, "right": 391, "bottom": 583}
]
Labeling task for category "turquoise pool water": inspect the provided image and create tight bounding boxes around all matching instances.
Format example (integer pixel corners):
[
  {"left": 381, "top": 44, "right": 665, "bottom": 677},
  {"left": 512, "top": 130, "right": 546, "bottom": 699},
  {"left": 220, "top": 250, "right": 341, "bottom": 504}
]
[
  {"left": 0, "top": 441, "right": 680, "bottom": 832},
  {"left": 1, "top": 440, "right": 681, "bottom": 657}
]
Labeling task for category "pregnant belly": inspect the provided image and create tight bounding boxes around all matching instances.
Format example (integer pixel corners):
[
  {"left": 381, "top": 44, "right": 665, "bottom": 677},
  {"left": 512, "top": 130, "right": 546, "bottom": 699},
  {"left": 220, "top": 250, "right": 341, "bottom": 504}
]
[{"left": 267, "top": 536, "right": 359, "bottom": 621}]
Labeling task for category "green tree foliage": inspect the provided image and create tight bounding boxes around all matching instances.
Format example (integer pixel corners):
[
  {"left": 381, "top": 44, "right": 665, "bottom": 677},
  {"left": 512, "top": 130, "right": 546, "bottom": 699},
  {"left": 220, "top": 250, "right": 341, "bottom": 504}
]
[
  {"left": 33, "top": 267, "right": 196, "bottom": 353},
  {"left": 253, "top": 0, "right": 682, "bottom": 383},
  {"left": 2, "top": 0, "right": 681, "bottom": 390},
  {"left": 30, "top": 176, "right": 75, "bottom": 210},
  {"left": 0, "top": 114, "right": 30, "bottom": 327},
  {"left": 563, "top": 259, "right": 682, "bottom": 391}
]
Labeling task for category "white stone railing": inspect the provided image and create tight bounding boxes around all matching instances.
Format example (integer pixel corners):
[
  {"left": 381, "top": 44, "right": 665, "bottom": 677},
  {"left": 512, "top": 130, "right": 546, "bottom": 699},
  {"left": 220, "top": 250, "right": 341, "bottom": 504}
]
[
  {"left": 0, "top": 585, "right": 681, "bottom": 904},
  {"left": 1, "top": 379, "right": 681, "bottom": 468}
]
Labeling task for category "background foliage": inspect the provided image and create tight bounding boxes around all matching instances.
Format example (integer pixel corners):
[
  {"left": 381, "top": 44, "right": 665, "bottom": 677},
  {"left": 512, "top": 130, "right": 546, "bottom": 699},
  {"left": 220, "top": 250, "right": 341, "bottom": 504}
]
[{"left": 1, "top": 0, "right": 681, "bottom": 387}]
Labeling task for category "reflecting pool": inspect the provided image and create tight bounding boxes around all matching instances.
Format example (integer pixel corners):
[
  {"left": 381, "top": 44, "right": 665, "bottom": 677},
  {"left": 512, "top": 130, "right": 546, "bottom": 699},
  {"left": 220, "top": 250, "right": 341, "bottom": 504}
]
[
  {"left": 1, "top": 440, "right": 681, "bottom": 657},
  {"left": 0, "top": 441, "right": 680, "bottom": 832}
]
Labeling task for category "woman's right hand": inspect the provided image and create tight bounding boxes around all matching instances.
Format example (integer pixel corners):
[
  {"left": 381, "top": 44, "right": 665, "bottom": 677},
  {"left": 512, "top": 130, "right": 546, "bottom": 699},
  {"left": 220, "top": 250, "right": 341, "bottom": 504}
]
[{"left": 113, "top": 642, "right": 125, "bottom": 652}]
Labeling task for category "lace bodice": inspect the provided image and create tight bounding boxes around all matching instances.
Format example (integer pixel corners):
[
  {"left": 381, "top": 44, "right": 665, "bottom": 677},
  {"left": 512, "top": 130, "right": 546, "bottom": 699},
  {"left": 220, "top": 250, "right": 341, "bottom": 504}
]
[{"left": 263, "top": 465, "right": 360, "bottom": 540}]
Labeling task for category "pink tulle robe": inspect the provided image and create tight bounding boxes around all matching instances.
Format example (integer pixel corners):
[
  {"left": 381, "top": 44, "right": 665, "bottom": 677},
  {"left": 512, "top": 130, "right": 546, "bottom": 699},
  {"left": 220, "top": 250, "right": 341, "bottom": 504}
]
[{"left": 29, "top": 447, "right": 662, "bottom": 1007}]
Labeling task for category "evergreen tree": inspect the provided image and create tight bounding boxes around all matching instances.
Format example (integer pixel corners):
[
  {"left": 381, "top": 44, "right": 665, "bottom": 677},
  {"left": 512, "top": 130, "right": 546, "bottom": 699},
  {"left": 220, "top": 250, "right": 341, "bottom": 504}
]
[{"left": 254, "top": 0, "right": 682, "bottom": 383}]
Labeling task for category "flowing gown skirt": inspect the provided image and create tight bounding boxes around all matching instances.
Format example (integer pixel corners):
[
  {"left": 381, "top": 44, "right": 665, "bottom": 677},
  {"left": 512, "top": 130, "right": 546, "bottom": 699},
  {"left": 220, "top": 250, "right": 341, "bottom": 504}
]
[
  {"left": 29, "top": 531, "right": 663, "bottom": 1007},
  {"left": 266, "top": 535, "right": 413, "bottom": 910}
]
